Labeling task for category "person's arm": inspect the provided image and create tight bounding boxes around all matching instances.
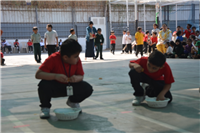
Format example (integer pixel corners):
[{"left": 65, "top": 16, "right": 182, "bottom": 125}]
[
  {"left": 129, "top": 63, "right": 143, "bottom": 73},
  {"left": 69, "top": 75, "right": 84, "bottom": 83},
  {"left": 56, "top": 37, "right": 58, "bottom": 47},
  {"left": 102, "top": 35, "right": 104, "bottom": 45},
  {"left": 157, "top": 84, "right": 171, "bottom": 100},
  {"left": 44, "top": 33, "right": 47, "bottom": 48},
  {"left": 35, "top": 69, "right": 69, "bottom": 83}
]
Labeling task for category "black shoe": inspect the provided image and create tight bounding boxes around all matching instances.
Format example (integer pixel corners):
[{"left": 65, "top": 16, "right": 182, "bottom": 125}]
[
  {"left": 93, "top": 57, "right": 97, "bottom": 60},
  {"left": 100, "top": 58, "right": 104, "bottom": 60},
  {"left": 37, "top": 60, "right": 41, "bottom": 63}
]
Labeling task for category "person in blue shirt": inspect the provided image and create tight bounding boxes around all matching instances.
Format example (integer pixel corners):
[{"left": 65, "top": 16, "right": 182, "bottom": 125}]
[{"left": 176, "top": 31, "right": 183, "bottom": 42}]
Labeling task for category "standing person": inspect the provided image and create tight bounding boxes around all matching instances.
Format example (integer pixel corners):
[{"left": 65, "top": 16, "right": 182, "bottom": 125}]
[
  {"left": 85, "top": 21, "right": 97, "bottom": 60},
  {"left": 150, "top": 32, "right": 158, "bottom": 53},
  {"left": 121, "top": 30, "right": 127, "bottom": 54},
  {"left": 1, "top": 49, "right": 5, "bottom": 65},
  {"left": 27, "top": 39, "right": 33, "bottom": 53},
  {"left": 109, "top": 31, "right": 117, "bottom": 55},
  {"left": 68, "top": 28, "right": 78, "bottom": 41},
  {"left": 1, "top": 39, "right": 6, "bottom": 54},
  {"left": 135, "top": 27, "right": 145, "bottom": 57},
  {"left": 157, "top": 24, "right": 172, "bottom": 54},
  {"left": 40, "top": 39, "right": 45, "bottom": 53},
  {"left": 31, "top": 26, "right": 42, "bottom": 63},
  {"left": 143, "top": 31, "right": 149, "bottom": 54},
  {"left": 151, "top": 23, "right": 160, "bottom": 36},
  {"left": 35, "top": 39, "right": 93, "bottom": 119},
  {"left": 190, "top": 26, "right": 196, "bottom": 36},
  {"left": 94, "top": 28, "right": 104, "bottom": 60},
  {"left": 44, "top": 24, "right": 58, "bottom": 56},
  {"left": 57, "top": 39, "right": 62, "bottom": 52},
  {"left": 125, "top": 31, "right": 132, "bottom": 54},
  {"left": 183, "top": 24, "right": 192, "bottom": 39},
  {"left": 14, "top": 39, "right": 20, "bottom": 53}
]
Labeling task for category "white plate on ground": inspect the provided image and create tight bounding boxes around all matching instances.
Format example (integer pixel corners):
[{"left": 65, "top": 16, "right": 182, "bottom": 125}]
[
  {"left": 145, "top": 97, "right": 170, "bottom": 108},
  {"left": 54, "top": 108, "right": 81, "bottom": 120}
]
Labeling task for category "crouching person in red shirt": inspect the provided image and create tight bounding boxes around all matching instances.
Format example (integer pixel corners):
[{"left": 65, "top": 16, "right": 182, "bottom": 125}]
[
  {"left": 129, "top": 50, "right": 174, "bottom": 106},
  {"left": 35, "top": 39, "right": 93, "bottom": 119}
]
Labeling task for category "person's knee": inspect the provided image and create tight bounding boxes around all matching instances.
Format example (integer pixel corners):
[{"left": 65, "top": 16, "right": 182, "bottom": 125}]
[{"left": 129, "top": 68, "right": 140, "bottom": 78}]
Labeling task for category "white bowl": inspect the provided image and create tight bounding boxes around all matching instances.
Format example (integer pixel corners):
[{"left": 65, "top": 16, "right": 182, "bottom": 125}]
[
  {"left": 145, "top": 97, "right": 170, "bottom": 108},
  {"left": 53, "top": 108, "right": 81, "bottom": 120}
]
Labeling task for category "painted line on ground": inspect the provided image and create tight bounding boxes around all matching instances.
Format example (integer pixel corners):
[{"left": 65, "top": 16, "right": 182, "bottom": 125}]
[
  {"left": 8, "top": 115, "right": 35, "bottom": 133},
  {"left": 86, "top": 98, "right": 192, "bottom": 133}
]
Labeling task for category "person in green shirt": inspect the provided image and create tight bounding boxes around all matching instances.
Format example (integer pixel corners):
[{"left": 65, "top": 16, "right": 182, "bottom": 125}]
[
  {"left": 94, "top": 28, "right": 104, "bottom": 60},
  {"left": 31, "top": 26, "right": 42, "bottom": 63},
  {"left": 194, "top": 41, "right": 200, "bottom": 59},
  {"left": 68, "top": 28, "right": 78, "bottom": 41}
]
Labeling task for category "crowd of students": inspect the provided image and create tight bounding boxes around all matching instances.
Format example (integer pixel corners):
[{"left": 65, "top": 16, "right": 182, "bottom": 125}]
[{"left": 121, "top": 23, "right": 200, "bottom": 59}]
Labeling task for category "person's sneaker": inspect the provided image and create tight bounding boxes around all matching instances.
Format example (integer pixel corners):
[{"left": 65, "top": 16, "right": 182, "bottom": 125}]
[
  {"left": 132, "top": 96, "right": 145, "bottom": 106},
  {"left": 100, "top": 58, "right": 104, "bottom": 60},
  {"left": 67, "top": 99, "right": 82, "bottom": 113},
  {"left": 40, "top": 108, "right": 50, "bottom": 119}
]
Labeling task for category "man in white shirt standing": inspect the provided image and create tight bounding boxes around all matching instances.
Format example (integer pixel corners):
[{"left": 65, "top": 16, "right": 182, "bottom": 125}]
[
  {"left": 44, "top": 24, "right": 58, "bottom": 56},
  {"left": 121, "top": 30, "right": 127, "bottom": 54},
  {"left": 125, "top": 31, "right": 132, "bottom": 54}
]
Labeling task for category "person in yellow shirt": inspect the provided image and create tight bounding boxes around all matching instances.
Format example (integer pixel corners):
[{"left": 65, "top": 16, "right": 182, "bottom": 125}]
[
  {"left": 157, "top": 24, "right": 172, "bottom": 54},
  {"left": 135, "top": 27, "right": 145, "bottom": 57}
]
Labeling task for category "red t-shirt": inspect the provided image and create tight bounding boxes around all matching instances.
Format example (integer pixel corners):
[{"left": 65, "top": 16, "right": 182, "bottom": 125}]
[
  {"left": 143, "top": 35, "right": 148, "bottom": 42},
  {"left": 190, "top": 32, "right": 196, "bottom": 36},
  {"left": 39, "top": 52, "right": 84, "bottom": 82},
  {"left": 130, "top": 57, "right": 175, "bottom": 84},
  {"left": 151, "top": 37, "right": 157, "bottom": 44},
  {"left": 27, "top": 42, "right": 33, "bottom": 46},
  {"left": 184, "top": 29, "right": 191, "bottom": 38},
  {"left": 1, "top": 52, "right": 3, "bottom": 58},
  {"left": 14, "top": 42, "right": 19, "bottom": 46},
  {"left": 109, "top": 35, "right": 116, "bottom": 44}
]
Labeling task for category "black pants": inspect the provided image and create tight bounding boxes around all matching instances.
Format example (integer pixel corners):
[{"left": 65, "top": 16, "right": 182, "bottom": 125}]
[
  {"left": 33, "top": 43, "right": 41, "bottom": 62},
  {"left": 28, "top": 46, "right": 33, "bottom": 52},
  {"left": 111, "top": 43, "right": 115, "bottom": 54},
  {"left": 149, "top": 44, "right": 156, "bottom": 53},
  {"left": 38, "top": 80, "right": 93, "bottom": 108},
  {"left": 1, "top": 58, "right": 5, "bottom": 65},
  {"left": 1, "top": 46, "right": 6, "bottom": 53},
  {"left": 122, "top": 44, "right": 128, "bottom": 53},
  {"left": 143, "top": 42, "right": 148, "bottom": 53},
  {"left": 129, "top": 69, "right": 172, "bottom": 103},
  {"left": 95, "top": 44, "right": 103, "bottom": 59},
  {"left": 136, "top": 45, "right": 143, "bottom": 56},
  {"left": 47, "top": 45, "right": 56, "bottom": 56},
  {"left": 127, "top": 43, "right": 132, "bottom": 54},
  {"left": 6, "top": 46, "right": 12, "bottom": 52},
  {"left": 14, "top": 45, "right": 20, "bottom": 52},
  {"left": 165, "top": 53, "right": 173, "bottom": 58},
  {"left": 41, "top": 46, "right": 44, "bottom": 52}
]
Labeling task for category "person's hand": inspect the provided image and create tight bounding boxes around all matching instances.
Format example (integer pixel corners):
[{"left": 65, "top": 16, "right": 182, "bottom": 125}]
[
  {"left": 156, "top": 94, "right": 165, "bottom": 101},
  {"left": 69, "top": 75, "right": 77, "bottom": 83},
  {"left": 55, "top": 74, "right": 69, "bottom": 83},
  {"left": 175, "top": 54, "right": 178, "bottom": 58},
  {"left": 90, "top": 33, "right": 92, "bottom": 37},
  {"left": 130, "top": 63, "right": 143, "bottom": 73},
  {"left": 94, "top": 35, "right": 96, "bottom": 38},
  {"left": 95, "top": 45, "right": 97, "bottom": 47},
  {"left": 44, "top": 44, "right": 47, "bottom": 49},
  {"left": 56, "top": 43, "right": 59, "bottom": 47},
  {"left": 101, "top": 43, "right": 103, "bottom": 45}
]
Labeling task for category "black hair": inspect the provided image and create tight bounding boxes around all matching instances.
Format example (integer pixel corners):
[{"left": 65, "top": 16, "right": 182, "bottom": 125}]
[
  {"left": 137, "top": 27, "right": 142, "bottom": 31},
  {"left": 190, "top": 35, "right": 196, "bottom": 40},
  {"left": 175, "top": 39, "right": 181, "bottom": 45},
  {"left": 181, "top": 42, "right": 187, "bottom": 46},
  {"left": 15, "top": 39, "right": 18, "bottom": 41},
  {"left": 47, "top": 24, "right": 53, "bottom": 28},
  {"left": 33, "top": 26, "right": 38, "bottom": 30},
  {"left": 123, "top": 30, "right": 126, "bottom": 32},
  {"left": 196, "top": 30, "right": 199, "bottom": 33},
  {"left": 70, "top": 28, "right": 74, "bottom": 33},
  {"left": 153, "top": 23, "right": 158, "bottom": 28},
  {"left": 153, "top": 32, "right": 157, "bottom": 35},
  {"left": 146, "top": 30, "right": 149, "bottom": 34},
  {"left": 98, "top": 28, "right": 101, "bottom": 31},
  {"left": 169, "top": 41, "right": 175, "bottom": 46},
  {"left": 167, "top": 28, "right": 170, "bottom": 29},
  {"left": 165, "top": 42, "right": 169, "bottom": 46},
  {"left": 192, "top": 26, "right": 196, "bottom": 29},
  {"left": 187, "top": 24, "right": 192, "bottom": 28},
  {"left": 148, "top": 50, "right": 166, "bottom": 67},
  {"left": 89, "top": 21, "right": 93, "bottom": 25},
  {"left": 160, "top": 28, "right": 163, "bottom": 30},
  {"left": 177, "top": 26, "right": 181, "bottom": 28},
  {"left": 60, "top": 39, "right": 82, "bottom": 57},
  {"left": 187, "top": 38, "right": 192, "bottom": 42},
  {"left": 111, "top": 31, "right": 114, "bottom": 33},
  {"left": 176, "top": 31, "right": 182, "bottom": 36}
]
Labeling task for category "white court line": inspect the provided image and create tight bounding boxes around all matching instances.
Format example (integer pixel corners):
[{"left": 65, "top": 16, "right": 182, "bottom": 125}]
[
  {"left": 7, "top": 115, "right": 35, "bottom": 133},
  {"left": 86, "top": 99, "right": 192, "bottom": 133}
]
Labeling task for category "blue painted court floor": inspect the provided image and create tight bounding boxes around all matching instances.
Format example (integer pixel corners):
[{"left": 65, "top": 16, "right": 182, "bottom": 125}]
[{"left": 1, "top": 51, "right": 199, "bottom": 133}]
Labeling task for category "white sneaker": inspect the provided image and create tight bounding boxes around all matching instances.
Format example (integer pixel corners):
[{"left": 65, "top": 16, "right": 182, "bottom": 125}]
[
  {"left": 67, "top": 99, "right": 82, "bottom": 112},
  {"left": 40, "top": 108, "right": 50, "bottom": 119},
  {"left": 132, "top": 96, "right": 145, "bottom": 106}
]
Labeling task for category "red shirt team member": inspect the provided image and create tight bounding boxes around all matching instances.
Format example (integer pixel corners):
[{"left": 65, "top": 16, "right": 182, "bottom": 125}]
[
  {"left": 129, "top": 50, "right": 174, "bottom": 106},
  {"left": 109, "top": 31, "right": 117, "bottom": 55},
  {"left": 35, "top": 39, "right": 93, "bottom": 119},
  {"left": 27, "top": 39, "right": 33, "bottom": 53},
  {"left": 1, "top": 49, "right": 5, "bottom": 65},
  {"left": 183, "top": 24, "right": 192, "bottom": 39},
  {"left": 150, "top": 32, "right": 158, "bottom": 53}
]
